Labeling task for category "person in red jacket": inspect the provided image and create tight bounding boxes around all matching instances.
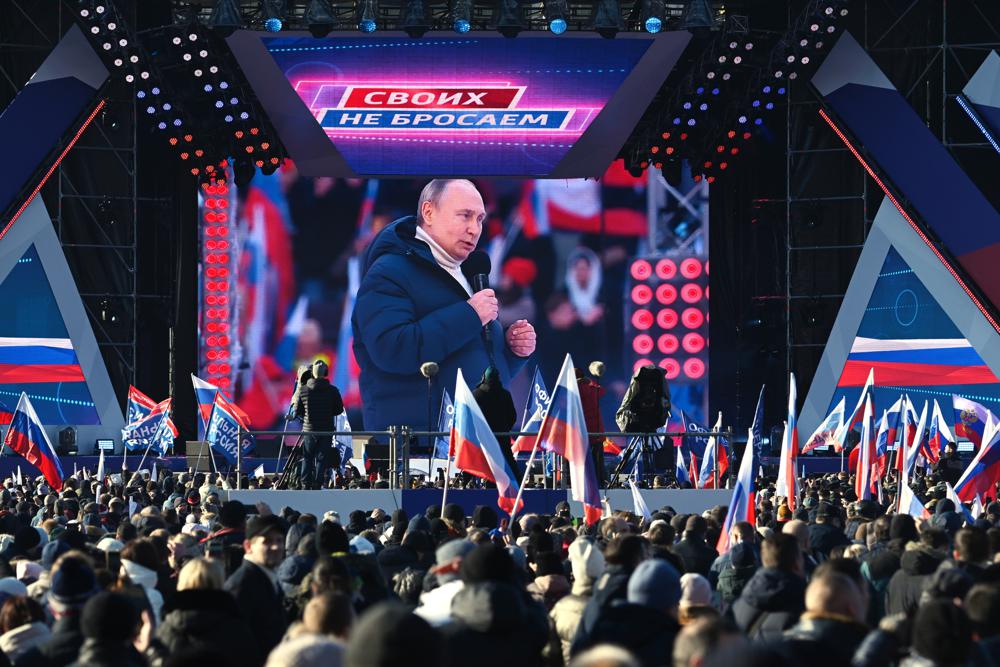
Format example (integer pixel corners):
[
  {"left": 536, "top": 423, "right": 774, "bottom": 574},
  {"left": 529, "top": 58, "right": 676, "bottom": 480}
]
[{"left": 575, "top": 367, "right": 607, "bottom": 485}]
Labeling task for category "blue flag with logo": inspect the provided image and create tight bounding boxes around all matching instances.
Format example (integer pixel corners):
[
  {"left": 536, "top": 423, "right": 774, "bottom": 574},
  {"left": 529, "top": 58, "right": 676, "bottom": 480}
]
[
  {"left": 434, "top": 390, "right": 455, "bottom": 460},
  {"left": 205, "top": 392, "right": 254, "bottom": 466},
  {"left": 750, "top": 385, "right": 765, "bottom": 468}
]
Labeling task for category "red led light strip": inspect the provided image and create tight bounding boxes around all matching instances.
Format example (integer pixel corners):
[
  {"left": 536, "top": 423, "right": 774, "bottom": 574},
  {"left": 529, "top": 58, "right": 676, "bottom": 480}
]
[
  {"left": 0, "top": 99, "right": 106, "bottom": 244},
  {"left": 818, "top": 108, "right": 1000, "bottom": 335}
]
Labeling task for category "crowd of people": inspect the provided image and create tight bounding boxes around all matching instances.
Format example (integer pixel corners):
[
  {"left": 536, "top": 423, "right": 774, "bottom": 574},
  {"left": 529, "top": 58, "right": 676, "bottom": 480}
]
[{"left": 0, "top": 463, "right": 996, "bottom": 667}]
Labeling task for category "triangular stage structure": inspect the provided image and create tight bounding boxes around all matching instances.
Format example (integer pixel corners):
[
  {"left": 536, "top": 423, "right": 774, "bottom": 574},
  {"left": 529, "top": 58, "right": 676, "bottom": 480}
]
[
  {"left": 0, "top": 197, "right": 123, "bottom": 445},
  {"left": 800, "top": 197, "right": 1000, "bottom": 438},
  {"left": 959, "top": 51, "right": 1000, "bottom": 153}
]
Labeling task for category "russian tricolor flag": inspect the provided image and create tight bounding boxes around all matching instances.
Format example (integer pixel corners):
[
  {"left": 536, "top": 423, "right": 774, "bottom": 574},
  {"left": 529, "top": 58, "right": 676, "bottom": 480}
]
[
  {"left": 536, "top": 354, "right": 602, "bottom": 526},
  {"left": 698, "top": 412, "right": 729, "bottom": 489},
  {"left": 717, "top": 425, "right": 758, "bottom": 553},
  {"left": 192, "top": 374, "right": 249, "bottom": 439},
  {"left": 855, "top": 394, "right": 875, "bottom": 501},
  {"left": 776, "top": 373, "right": 799, "bottom": 510},
  {"left": 954, "top": 424, "right": 1000, "bottom": 501},
  {"left": 802, "top": 397, "right": 845, "bottom": 455},
  {"left": 927, "top": 399, "right": 954, "bottom": 464},
  {"left": 954, "top": 395, "right": 991, "bottom": 449},
  {"left": 898, "top": 480, "right": 930, "bottom": 520},
  {"left": 903, "top": 400, "right": 928, "bottom": 483},
  {"left": 0, "top": 337, "right": 85, "bottom": 384},
  {"left": 206, "top": 391, "right": 255, "bottom": 466},
  {"left": 4, "top": 393, "right": 64, "bottom": 491},
  {"left": 0, "top": 398, "right": 13, "bottom": 425},
  {"left": 449, "top": 369, "right": 523, "bottom": 516}
]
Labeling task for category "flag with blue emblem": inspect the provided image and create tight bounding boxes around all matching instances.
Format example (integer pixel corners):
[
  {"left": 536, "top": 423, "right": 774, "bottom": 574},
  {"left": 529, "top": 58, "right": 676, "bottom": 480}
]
[
  {"left": 206, "top": 392, "right": 254, "bottom": 466},
  {"left": 435, "top": 389, "right": 455, "bottom": 460}
]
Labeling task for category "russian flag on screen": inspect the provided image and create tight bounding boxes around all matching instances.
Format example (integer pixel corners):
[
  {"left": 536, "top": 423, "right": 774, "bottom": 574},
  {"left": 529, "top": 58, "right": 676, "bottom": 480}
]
[
  {"left": 954, "top": 395, "right": 991, "bottom": 448},
  {"left": 0, "top": 337, "right": 85, "bottom": 384},
  {"left": 954, "top": 425, "right": 1000, "bottom": 501},
  {"left": 717, "top": 425, "right": 757, "bottom": 553},
  {"left": 839, "top": 338, "right": 998, "bottom": 387},
  {"left": 0, "top": 398, "right": 13, "bottom": 425},
  {"left": 4, "top": 393, "right": 64, "bottom": 491},
  {"left": 449, "top": 369, "right": 522, "bottom": 516},
  {"left": 536, "top": 354, "right": 602, "bottom": 525}
]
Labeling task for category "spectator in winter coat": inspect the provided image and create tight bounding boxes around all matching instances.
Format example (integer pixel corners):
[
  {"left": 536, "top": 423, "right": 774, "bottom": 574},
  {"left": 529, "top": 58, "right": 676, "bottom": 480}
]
[
  {"left": 775, "top": 572, "right": 870, "bottom": 667},
  {"left": 571, "top": 535, "right": 647, "bottom": 655},
  {"left": 671, "top": 516, "right": 717, "bottom": 577},
  {"left": 717, "top": 543, "right": 758, "bottom": 609},
  {"left": 156, "top": 558, "right": 257, "bottom": 667},
  {"left": 730, "top": 533, "right": 806, "bottom": 641},
  {"left": 550, "top": 538, "right": 606, "bottom": 665},
  {"left": 885, "top": 528, "right": 948, "bottom": 617},
  {"left": 68, "top": 592, "right": 146, "bottom": 667}
]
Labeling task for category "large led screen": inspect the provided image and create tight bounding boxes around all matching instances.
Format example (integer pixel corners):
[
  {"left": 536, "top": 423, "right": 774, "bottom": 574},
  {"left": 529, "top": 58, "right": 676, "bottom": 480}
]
[{"left": 230, "top": 32, "right": 689, "bottom": 178}]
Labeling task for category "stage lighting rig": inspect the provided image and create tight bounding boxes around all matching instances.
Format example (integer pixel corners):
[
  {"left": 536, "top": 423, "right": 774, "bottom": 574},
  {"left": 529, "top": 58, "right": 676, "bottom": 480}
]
[
  {"left": 305, "top": 0, "right": 337, "bottom": 37},
  {"left": 209, "top": 0, "right": 243, "bottom": 36},
  {"left": 452, "top": 0, "right": 472, "bottom": 32},
  {"left": 260, "top": 0, "right": 286, "bottom": 32},
  {"left": 680, "top": 0, "right": 714, "bottom": 30},
  {"left": 494, "top": 0, "right": 525, "bottom": 38},
  {"left": 358, "top": 0, "right": 379, "bottom": 32},
  {"left": 401, "top": 0, "right": 431, "bottom": 37},
  {"left": 545, "top": 0, "right": 569, "bottom": 34},
  {"left": 591, "top": 0, "right": 623, "bottom": 38}
]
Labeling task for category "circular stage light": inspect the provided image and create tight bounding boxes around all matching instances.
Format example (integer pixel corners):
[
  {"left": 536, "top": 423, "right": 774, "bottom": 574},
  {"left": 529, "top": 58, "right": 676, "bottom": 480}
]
[
  {"left": 657, "top": 334, "right": 679, "bottom": 354},
  {"left": 644, "top": 17, "right": 662, "bottom": 33},
  {"left": 656, "top": 283, "right": 677, "bottom": 305},
  {"left": 453, "top": 18, "right": 471, "bottom": 33},
  {"left": 264, "top": 17, "right": 284, "bottom": 32},
  {"left": 681, "top": 283, "right": 703, "bottom": 304},
  {"left": 680, "top": 258, "right": 703, "bottom": 279},
  {"left": 682, "top": 308, "right": 705, "bottom": 329},
  {"left": 549, "top": 18, "right": 567, "bottom": 34},
  {"left": 631, "top": 284, "right": 653, "bottom": 305},
  {"left": 631, "top": 309, "right": 654, "bottom": 330},
  {"left": 657, "top": 308, "right": 678, "bottom": 329},
  {"left": 632, "top": 334, "right": 654, "bottom": 355},
  {"left": 630, "top": 259, "right": 652, "bottom": 281},
  {"left": 683, "top": 358, "right": 706, "bottom": 379},
  {"left": 682, "top": 333, "right": 705, "bottom": 354},
  {"left": 660, "top": 358, "right": 681, "bottom": 379},
  {"left": 655, "top": 258, "right": 677, "bottom": 280}
]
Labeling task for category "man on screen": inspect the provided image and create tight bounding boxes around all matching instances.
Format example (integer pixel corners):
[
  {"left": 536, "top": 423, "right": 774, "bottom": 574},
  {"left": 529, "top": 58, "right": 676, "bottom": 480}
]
[{"left": 352, "top": 179, "right": 536, "bottom": 435}]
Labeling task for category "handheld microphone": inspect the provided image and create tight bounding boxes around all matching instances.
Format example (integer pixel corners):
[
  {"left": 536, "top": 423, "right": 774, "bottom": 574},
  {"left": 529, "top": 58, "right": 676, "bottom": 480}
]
[{"left": 463, "top": 250, "right": 498, "bottom": 369}]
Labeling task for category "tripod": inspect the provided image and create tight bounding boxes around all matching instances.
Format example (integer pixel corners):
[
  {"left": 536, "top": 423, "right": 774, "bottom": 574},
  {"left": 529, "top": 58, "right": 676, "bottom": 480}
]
[
  {"left": 608, "top": 435, "right": 659, "bottom": 488},
  {"left": 274, "top": 444, "right": 304, "bottom": 490}
]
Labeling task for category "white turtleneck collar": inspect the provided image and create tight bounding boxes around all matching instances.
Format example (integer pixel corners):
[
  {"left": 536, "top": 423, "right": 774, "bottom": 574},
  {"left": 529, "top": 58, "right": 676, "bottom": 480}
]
[{"left": 415, "top": 225, "right": 472, "bottom": 295}]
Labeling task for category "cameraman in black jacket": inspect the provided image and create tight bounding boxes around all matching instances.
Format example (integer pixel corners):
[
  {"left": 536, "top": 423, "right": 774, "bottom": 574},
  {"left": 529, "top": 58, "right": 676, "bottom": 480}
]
[{"left": 292, "top": 360, "right": 344, "bottom": 489}]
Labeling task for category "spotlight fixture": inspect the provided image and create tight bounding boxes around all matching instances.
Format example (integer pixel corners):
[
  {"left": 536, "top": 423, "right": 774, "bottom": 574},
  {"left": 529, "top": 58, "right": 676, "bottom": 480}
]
[
  {"left": 591, "top": 0, "right": 622, "bottom": 38},
  {"left": 260, "top": 0, "right": 286, "bottom": 32},
  {"left": 494, "top": 0, "right": 524, "bottom": 38},
  {"left": 305, "top": 0, "right": 336, "bottom": 37},
  {"left": 642, "top": 0, "right": 664, "bottom": 33},
  {"left": 358, "top": 0, "right": 378, "bottom": 33},
  {"left": 209, "top": 0, "right": 243, "bottom": 36},
  {"left": 545, "top": 0, "right": 568, "bottom": 34},
  {"left": 452, "top": 0, "right": 472, "bottom": 32},
  {"left": 402, "top": 0, "right": 431, "bottom": 37},
  {"left": 680, "top": 0, "right": 713, "bottom": 30}
]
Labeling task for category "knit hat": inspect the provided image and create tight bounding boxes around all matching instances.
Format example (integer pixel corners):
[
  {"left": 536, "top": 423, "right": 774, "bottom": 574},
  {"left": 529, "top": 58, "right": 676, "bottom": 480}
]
[
  {"left": 679, "top": 573, "right": 712, "bottom": 609},
  {"left": 889, "top": 514, "right": 918, "bottom": 543},
  {"left": 471, "top": 505, "right": 498, "bottom": 530},
  {"left": 442, "top": 503, "right": 465, "bottom": 525},
  {"left": 627, "top": 559, "right": 681, "bottom": 613},
  {"left": 266, "top": 634, "right": 345, "bottom": 667},
  {"left": 911, "top": 599, "right": 972, "bottom": 665},
  {"left": 568, "top": 538, "right": 605, "bottom": 588},
  {"left": 730, "top": 542, "right": 756, "bottom": 568},
  {"left": 81, "top": 592, "right": 141, "bottom": 641},
  {"left": 0, "top": 577, "right": 27, "bottom": 604},
  {"left": 345, "top": 602, "right": 443, "bottom": 667},
  {"left": 14, "top": 526, "right": 40, "bottom": 552},
  {"left": 460, "top": 543, "right": 516, "bottom": 584},
  {"left": 317, "top": 520, "right": 351, "bottom": 554},
  {"left": 776, "top": 504, "right": 792, "bottom": 522},
  {"left": 219, "top": 501, "right": 247, "bottom": 529},
  {"left": 434, "top": 538, "right": 474, "bottom": 577},
  {"left": 96, "top": 537, "right": 125, "bottom": 553},
  {"left": 50, "top": 556, "right": 98, "bottom": 609},
  {"left": 406, "top": 515, "right": 431, "bottom": 534}
]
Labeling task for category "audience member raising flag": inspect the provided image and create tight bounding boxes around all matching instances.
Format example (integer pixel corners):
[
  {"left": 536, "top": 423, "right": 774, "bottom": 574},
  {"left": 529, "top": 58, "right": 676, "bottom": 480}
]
[
  {"left": 3, "top": 393, "right": 64, "bottom": 491},
  {"left": 698, "top": 412, "right": 728, "bottom": 489},
  {"left": 717, "top": 425, "right": 759, "bottom": 553},
  {"left": 855, "top": 394, "right": 875, "bottom": 501},
  {"left": 534, "top": 354, "right": 602, "bottom": 526},
  {"left": 776, "top": 373, "right": 799, "bottom": 510},
  {"left": 449, "top": 369, "right": 522, "bottom": 516}
]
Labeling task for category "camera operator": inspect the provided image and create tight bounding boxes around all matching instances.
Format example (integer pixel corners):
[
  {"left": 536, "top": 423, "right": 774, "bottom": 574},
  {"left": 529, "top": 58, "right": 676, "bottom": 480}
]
[{"left": 291, "top": 360, "right": 344, "bottom": 489}]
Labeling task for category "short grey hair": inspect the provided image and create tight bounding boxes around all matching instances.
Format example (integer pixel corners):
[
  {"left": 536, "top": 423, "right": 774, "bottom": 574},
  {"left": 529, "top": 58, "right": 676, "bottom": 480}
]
[{"left": 417, "top": 179, "right": 476, "bottom": 224}]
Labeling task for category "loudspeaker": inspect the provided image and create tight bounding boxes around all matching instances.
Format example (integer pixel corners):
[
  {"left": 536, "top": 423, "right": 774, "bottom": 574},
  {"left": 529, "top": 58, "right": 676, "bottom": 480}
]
[
  {"left": 185, "top": 441, "right": 214, "bottom": 472},
  {"left": 58, "top": 427, "right": 78, "bottom": 455}
]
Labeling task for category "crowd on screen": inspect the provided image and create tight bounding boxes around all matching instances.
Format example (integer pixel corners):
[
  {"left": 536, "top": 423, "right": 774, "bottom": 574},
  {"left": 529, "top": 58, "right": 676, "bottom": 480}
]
[{"left": 0, "top": 456, "right": 994, "bottom": 667}]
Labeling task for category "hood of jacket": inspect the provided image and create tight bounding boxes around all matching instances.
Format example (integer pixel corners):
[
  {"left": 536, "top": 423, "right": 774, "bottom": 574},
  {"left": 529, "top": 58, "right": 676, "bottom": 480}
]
[
  {"left": 450, "top": 581, "right": 526, "bottom": 634},
  {"left": 362, "top": 216, "right": 436, "bottom": 278},
  {"left": 738, "top": 567, "right": 806, "bottom": 612},
  {"left": 900, "top": 546, "right": 946, "bottom": 576},
  {"left": 277, "top": 553, "right": 315, "bottom": 587}
]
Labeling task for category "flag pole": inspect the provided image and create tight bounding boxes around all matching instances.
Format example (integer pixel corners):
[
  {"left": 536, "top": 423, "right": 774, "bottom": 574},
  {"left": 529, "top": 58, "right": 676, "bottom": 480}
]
[
  {"left": 508, "top": 435, "right": 542, "bottom": 526},
  {"left": 126, "top": 440, "right": 155, "bottom": 487},
  {"left": 440, "top": 455, "right": 452, "bottom": 513}
]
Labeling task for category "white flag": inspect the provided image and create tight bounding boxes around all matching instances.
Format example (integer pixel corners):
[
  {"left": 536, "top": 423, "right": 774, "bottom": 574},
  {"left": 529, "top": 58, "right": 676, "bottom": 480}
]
[
  {"left": 252, "top": 464, "right": 266, "bottom": 479},
  {"left": 16, "top": 466, "right": 22, "bottom": 486},
  {"left": 128, "top": 498, "right": 138, "bottom": 517},
  {"left": 96, "top": 448, "right": 105, "bottom": 484},
  {"left": 150, "top": 465, "right": 158, "bottom": 483},
  {"left": 629, "top": 479, "right": 652, "bottom": 521}
]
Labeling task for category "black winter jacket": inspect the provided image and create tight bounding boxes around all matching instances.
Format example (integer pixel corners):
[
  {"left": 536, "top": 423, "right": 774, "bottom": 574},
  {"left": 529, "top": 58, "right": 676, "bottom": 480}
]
[{"left": 730, "top": 568, "right": 806, "bottom": 641}]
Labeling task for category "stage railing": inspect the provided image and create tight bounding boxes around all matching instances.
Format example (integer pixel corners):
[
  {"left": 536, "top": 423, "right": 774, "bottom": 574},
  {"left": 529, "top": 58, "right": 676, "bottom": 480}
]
[{"left": 233, "top": 426, "right": 735, "bottom": 491}]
